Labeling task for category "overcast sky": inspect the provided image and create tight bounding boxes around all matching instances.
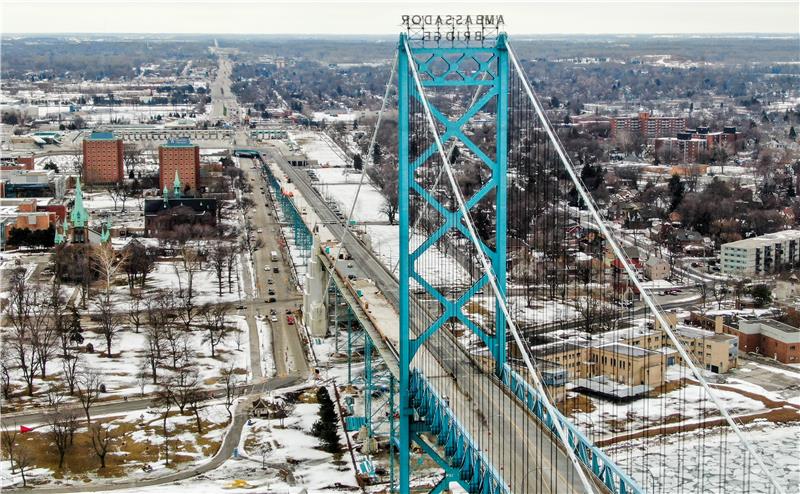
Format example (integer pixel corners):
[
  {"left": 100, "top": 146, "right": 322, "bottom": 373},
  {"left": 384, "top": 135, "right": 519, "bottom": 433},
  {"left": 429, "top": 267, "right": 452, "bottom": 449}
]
[{"left": 2, "top": 1, "right": 798, "bottom": 35}]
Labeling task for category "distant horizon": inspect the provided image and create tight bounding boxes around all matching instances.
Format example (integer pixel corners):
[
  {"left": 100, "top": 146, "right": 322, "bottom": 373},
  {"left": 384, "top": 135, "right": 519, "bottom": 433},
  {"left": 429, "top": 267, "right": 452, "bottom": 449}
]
[
  {"left": 3, "top": 32, "right": 798, "bottom": 38},
  {"left": 2, "top": 2, "right": 798, "bottom": 36}
]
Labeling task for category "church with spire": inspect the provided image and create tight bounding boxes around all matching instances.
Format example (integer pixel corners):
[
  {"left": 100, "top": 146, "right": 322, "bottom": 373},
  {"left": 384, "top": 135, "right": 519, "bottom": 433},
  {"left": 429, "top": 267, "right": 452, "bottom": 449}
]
[
  {"left": 54, "top": 178, "right": 111, "bottom": 246},
  {"left": 144, "top": 169, "right": 218, "bottom": 238}
]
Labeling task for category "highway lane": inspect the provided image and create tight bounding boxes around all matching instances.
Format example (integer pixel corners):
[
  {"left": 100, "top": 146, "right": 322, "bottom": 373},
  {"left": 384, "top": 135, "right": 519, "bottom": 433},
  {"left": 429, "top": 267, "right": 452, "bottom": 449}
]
[
  {"left": 264, "top": 147, "right": 601, "bottom": 493},
  {"left": 239, "top": 157, "right": 309, "bottom": 378}
]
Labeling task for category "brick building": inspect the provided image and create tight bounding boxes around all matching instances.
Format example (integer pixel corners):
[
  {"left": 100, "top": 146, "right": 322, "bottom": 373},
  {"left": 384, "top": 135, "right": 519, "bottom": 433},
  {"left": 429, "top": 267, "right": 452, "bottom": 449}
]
[
  {"left": 653, "top": 126, "right": 741, "bottom": 163},
  {"left": 0, "top": 154, "right": 34, "bottom": 171},
  {"left": 611, "top": 111, "right": 685, "bottom": 139},
  {"left": 0, "top": 198, "right": 66, "bottom": 249},
  {"left": 736, "top": 319, "right": 800, "bottom": 364},
  {"left": 159, "top": 139, "right": 200, "bottom": 195},
  {"left": 82, "top": 132, "right": 124, "bottom": 184}
]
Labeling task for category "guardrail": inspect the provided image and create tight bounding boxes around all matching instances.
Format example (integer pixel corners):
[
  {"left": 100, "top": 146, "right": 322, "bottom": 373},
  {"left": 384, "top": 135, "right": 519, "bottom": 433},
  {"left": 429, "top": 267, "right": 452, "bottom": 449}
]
[
  {"left": 500, "top": 364, "right": 641, "bottom": 494},
  {"left": 410, "top": 370, "right": 509, "bottom": 494}
]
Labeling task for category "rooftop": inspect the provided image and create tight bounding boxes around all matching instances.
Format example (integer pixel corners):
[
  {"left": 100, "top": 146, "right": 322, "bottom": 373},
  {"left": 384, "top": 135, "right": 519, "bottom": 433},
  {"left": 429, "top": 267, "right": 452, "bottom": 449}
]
[
  {"left": 86, "top": 131, "right": 116, "bottom": 141},
  {"left": 597, "top": 343, "right": 655, "bottom": 358},
  {"left": 748, "top": 318, "right": 800, "bottom": 334},
  {"left": 675, "top": 324, "right": 737, "bottom": 343},
  {"left": 163, "top": 138, "right": 196, "bottom": 148},
  {"left": 722, "top": 229, "right": 800, "bottom": 249}
]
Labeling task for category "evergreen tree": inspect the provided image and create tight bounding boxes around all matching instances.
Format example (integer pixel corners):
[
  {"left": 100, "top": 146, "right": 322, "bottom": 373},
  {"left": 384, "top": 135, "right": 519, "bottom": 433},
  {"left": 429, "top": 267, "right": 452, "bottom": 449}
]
[
  {"left": 371, "top": 143, "right": 383, "bottom": 166},
  {"left": 353, "top": 154, "right": 363, "bottom": 171},
  {"left": 668, "top": 174, "right": 685, "bottom": 212},
  {"left": 311, "top": 387, "right": 340, "bottom": 453},
  {"left": 790, "top": 126, "right": 797, "bottom": 140}
]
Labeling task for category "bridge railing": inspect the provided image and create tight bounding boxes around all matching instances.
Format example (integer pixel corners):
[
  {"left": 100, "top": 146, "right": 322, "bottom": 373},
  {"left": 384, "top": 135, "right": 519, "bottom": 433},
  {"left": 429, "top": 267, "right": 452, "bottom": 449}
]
[
  {"left": 500, "top": 364, "right": 641, "bottom": 494},
  {"left": 410, "top": 370, "right": 509, "bottom": 494}
]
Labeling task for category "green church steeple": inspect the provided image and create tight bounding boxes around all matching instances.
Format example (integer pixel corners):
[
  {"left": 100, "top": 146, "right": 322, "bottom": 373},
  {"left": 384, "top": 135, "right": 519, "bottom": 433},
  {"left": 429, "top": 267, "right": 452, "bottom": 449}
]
[
  {"left": 100, "top": 218, "right": 111, "bottom": 244},
  {"left": 70, "top": 177, "right": 90, "bottom": 228},
  {"left": 173, "top": 170, "right": 182, "bottom": 198}
]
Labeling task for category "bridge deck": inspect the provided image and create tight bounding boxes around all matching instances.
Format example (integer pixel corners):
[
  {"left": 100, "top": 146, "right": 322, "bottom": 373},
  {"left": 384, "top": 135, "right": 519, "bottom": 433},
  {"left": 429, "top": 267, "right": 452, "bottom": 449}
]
[{"left": 260, "top": 147, "right": 597, "bottom": 493}]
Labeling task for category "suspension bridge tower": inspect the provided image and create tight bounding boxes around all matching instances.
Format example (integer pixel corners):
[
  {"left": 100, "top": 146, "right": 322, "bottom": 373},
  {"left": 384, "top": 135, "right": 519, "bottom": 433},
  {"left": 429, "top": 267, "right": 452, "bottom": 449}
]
[{"left": 397, "top": 19, "right": 510, "bottom": 493}]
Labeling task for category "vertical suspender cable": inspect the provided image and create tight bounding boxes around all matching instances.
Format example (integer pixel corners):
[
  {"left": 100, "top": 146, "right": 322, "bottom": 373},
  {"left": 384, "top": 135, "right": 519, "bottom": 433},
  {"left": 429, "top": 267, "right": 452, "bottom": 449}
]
[
  {"left": 506, "top": 39, "right": 786, "bottom": 494},
  {"left": 402, "top": 37, "right": 597, "bottom": 494}
]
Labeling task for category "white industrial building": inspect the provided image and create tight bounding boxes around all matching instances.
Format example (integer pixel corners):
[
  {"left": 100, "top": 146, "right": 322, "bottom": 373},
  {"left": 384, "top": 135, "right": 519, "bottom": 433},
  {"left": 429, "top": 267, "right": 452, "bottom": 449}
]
[{"left": 720, "top": 230, "right": 800, "bottom": 276}]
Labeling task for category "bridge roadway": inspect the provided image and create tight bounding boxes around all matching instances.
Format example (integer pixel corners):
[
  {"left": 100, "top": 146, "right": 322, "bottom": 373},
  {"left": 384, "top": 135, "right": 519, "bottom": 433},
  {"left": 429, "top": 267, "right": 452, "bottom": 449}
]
[{"left": 260, "top": 146, "right": 604, "bottom": 493}]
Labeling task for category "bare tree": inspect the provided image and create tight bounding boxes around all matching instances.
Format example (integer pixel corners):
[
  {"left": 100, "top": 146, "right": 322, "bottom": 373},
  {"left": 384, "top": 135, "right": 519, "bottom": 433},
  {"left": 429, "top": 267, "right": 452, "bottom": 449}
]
[
  {"left": 154, "top": 384, "right": 173, "bottom": 466},
  {"left": 136, "top": 361, "right": 149, "bottom": 397},
  {"left": 93, "top": 246, "right": 128, "bottom": 301},
  {"left": 77, "top": 368, "right": 102, "bottom": 424},
  {"left": 47, "top": 412, "right": 74, "bottom": 470},
  {"left": 187, "top": 388, "right": 207, "bottom": 434},
  {"left": 200, "top": 303, "right": 233, "bottom": 358},
  {"left": 61, "top": 352, "right": 83, "bottom": 396},
  {"left": 15, "top": 446, "right": 33, "bottom": 487},
  {"left": 220, "top": 363, "right": 238, "bottom": 421},
  {"left": 89, "top": 423, "right": 115, "bottom": 469},
  {"left": 1, "top": 345, "right": 13, "bottom": 400},
  {"left": 575, "top": 294, "right": 604, "bottom": 340},
  {"left": 29, "top": 291, "right": 57, "bottom": 378},
  {"left": 712, "top": 283, "right": 728, "bottom": 310},
  {"left": 225, "top": 246, "right": 239, "bottom": 294},
  {"left": 94, "top": 291, "right": 123, "bottom": 357},
  {"left": 1, "top": 426, "right": 18, "bottom": 474},
  {"left": 123, "top": 143, "right": 141, "bottom": 180},
  {"left": 210, "top": 245, "right": 229, "bottom": 296},
  {"left": 169, "top": 356, "right": 199, "bottom": 414},
  {"left": 144, "top": 290, "right": 174, "bottom": 383},
  {"left": 6, "top": 268, "right": 39, "bottom": 396},
  {"left": 129, "top": 289, "right": 144, "bottom": 333}
]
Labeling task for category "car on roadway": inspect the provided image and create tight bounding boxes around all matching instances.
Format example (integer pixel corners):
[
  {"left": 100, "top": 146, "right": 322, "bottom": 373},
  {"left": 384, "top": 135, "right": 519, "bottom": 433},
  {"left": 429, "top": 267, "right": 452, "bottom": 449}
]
[
  {"left": 264, "top": 266, "right": 269, "bottom": 271},
  {"left": 273, "top": 266, "right": 279, "bottom": 273},
  {"left": 236, "top": 305, "right": 246, "bottom": 310},
  {"left": 267, "top": 278, "right": 274, "bottom": 285},
  {"left": 270, "top": 315, "right": 278, "bottom": 322},
  {"left": 268, "top": 288, "right": 275, "bottom": 295},
  {"left": 257, "top": 228, "right": 263, "bottom": 234},
  {"left": 286, "top": 315, "right": 295, "bottom": 325}
]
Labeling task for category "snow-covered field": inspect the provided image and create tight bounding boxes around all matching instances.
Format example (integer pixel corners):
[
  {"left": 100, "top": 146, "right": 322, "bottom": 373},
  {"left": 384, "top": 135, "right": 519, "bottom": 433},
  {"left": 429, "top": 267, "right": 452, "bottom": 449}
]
[
  {"left": 289, "top": 130, "right": 348, "bottom": 167},
  {"left": 313, "top": 168, "right": 388, "bottom": 223},
  {"left": 609, "top": 422, "right": 800, "bottom": 493},
  {"left": 569, "top": 375, "right": 767, "bottom": 437}
]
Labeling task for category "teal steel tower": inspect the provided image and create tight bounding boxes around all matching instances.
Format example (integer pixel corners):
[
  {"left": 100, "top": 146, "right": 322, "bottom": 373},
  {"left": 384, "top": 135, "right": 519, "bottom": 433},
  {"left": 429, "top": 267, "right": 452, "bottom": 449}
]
[{"left": 397, "top": 33, "right": 509, "bottom": 493}]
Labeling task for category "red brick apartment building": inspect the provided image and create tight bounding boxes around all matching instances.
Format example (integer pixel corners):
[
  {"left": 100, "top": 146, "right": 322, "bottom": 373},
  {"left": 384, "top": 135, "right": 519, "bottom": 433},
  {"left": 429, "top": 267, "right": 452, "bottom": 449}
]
[
  {"left": 653, "top": 126, "right": 742, "bottom": 163},
  {"left": 82, "top": 132, "right": 124, "bottom": 184},
  {"left": 158, "top": 139, "right": 200, "bottom": 194},
  {"left": 690, "top": 313, "right": 800, "bottom": 364},
  {"left": 611, "top": 111, "right": 686, "bottom": 139}
]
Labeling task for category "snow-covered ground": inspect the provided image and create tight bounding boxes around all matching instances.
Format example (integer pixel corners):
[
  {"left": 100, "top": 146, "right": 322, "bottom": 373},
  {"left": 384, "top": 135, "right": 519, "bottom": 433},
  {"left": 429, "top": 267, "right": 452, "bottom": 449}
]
[
  {"left": 609, "top": 422, "right": 800, "bottom": 493},
  {"left": 313, "top": 168, "right": 388, "bottom": 223},
  {"left": 289, "top": 130, "right": 348, "bottom": 168},
  {"left": 0, "top": 403, "right": 232, "bottom": 489}
]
